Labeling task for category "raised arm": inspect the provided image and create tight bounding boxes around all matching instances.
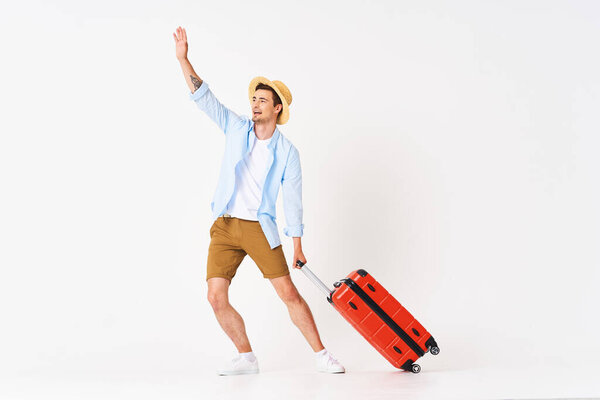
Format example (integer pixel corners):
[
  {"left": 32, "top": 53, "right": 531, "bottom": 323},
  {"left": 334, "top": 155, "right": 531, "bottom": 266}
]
[
  {"left": 173, "top": 26, "right": 244, "bottom": 135},
  {"left": 173, "top": 26, "right": 203, "bottom": 93}
]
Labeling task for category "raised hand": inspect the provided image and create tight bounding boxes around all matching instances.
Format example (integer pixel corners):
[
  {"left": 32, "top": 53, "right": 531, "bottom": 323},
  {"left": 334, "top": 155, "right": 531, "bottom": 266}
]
[{"left": 173, "top": 26, "right": 188, "bottom": 61}]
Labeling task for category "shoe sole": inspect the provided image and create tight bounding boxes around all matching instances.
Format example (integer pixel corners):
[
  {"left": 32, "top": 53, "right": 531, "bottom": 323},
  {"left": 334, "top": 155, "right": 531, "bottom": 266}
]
[{"left": 217, "top": 369, "right": 259, "bottom": 376}]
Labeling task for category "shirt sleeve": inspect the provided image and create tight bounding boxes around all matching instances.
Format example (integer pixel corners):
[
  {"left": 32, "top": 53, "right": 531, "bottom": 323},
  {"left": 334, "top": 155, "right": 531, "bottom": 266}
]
[
  {"left": 188, "top": 81, "right": 244, "bottom": 135},
  {"left": 281, "top": 146, "right": 304, "bottom": 237}
]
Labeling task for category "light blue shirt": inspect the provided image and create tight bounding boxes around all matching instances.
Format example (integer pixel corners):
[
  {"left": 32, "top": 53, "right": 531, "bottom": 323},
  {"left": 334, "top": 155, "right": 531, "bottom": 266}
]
[{"left": 189, "top": 81, "right": 304, "bottom": 249}]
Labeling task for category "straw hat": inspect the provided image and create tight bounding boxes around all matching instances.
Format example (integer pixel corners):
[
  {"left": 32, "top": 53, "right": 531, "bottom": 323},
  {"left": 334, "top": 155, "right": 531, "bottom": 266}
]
[{"left": 248, "top": 76, "right": 292, "bottom": 125}]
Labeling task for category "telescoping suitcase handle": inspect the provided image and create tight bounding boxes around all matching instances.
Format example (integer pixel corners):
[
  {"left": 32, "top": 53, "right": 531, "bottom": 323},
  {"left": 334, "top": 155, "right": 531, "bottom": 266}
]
[{"left": 295, "top": 260, "right": 334, "bottom": 297}]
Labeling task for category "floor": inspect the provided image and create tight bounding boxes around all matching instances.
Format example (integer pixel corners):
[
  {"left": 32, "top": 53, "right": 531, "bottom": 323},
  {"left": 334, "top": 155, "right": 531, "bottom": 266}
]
[{"left": 2, "top": 364, "right": 599, "bottom": 400}]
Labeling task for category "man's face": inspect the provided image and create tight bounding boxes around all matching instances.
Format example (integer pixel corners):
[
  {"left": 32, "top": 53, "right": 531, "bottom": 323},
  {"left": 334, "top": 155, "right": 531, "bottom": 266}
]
[{"left": 251, "top": 89, "right": 282, "bottom": 124}]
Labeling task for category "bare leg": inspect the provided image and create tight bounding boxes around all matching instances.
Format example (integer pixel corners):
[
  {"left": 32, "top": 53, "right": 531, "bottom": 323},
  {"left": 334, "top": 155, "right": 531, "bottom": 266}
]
[
  {"left": 207, "top": 277, "right": 252, "bottom": 353},
  {"left": 270, "top": 274, "right": 325, "bottom": 352}
]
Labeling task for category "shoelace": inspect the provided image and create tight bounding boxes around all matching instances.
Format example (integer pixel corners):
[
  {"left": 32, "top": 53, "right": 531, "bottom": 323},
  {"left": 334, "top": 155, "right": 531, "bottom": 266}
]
[
  {"left": 325, "top": 352, "right": 340, "bottom": 366},
  {"left": 231, "top": 356, "right": 256, "bottom": 365}
]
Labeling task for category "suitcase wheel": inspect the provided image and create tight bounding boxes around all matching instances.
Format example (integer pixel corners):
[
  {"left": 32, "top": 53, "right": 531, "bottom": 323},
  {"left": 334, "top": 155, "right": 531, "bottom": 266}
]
[
  {"left": 430, "top": 346, "right": 440, "bottom": 356},
  {"left": 411, "top": 364, "right": 421, "bottom": 374}
]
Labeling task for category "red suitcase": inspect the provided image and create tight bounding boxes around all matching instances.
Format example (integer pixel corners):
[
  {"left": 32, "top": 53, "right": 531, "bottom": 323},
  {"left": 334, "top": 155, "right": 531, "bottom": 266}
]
[{"left": 297, "top": 261, "right": 439, "bottom": 373}]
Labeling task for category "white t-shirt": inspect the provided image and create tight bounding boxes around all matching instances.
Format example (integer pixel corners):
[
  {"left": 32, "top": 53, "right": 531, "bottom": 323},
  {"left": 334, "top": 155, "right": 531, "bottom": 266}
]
[{"left": 225, "top": 135, "right": 273, "bottom": 220}]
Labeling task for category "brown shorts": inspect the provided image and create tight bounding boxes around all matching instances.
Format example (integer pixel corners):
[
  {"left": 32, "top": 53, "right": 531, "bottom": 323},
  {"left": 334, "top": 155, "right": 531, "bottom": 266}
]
[{"left": 206, "top": 216, "right": 290, "bottom": 282}]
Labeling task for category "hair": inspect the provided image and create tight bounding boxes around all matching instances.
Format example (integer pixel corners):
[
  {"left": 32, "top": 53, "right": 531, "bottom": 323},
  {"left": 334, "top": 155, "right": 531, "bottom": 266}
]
[{"left": 255, "top": 83, "right": 282, "bottom": 112}]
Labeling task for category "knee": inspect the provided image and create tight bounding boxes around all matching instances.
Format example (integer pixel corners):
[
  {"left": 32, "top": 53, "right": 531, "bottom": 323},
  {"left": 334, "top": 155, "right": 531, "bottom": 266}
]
[
  {"left": 207, "top": 291, "right": 229, "bottom": 312},
  {"left": 278, "top": 286, "right": 302, "bottom": 305}
]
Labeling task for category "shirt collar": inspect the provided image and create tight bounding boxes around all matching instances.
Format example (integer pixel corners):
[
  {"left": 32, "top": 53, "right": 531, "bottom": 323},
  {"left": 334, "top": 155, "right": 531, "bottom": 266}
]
[{"left": 249, "top": 122, "right": 280, "bottom": 151}]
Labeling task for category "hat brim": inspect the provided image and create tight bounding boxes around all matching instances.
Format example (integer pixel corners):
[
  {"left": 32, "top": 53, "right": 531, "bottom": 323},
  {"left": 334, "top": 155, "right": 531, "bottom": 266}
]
[{"left": 248, "top": 76, "right": 290, "bottom": 125}]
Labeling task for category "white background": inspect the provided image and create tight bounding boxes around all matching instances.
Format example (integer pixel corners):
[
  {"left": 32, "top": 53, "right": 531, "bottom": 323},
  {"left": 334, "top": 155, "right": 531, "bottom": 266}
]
[{"left": 1, "top": 0, "right": 599, "bottom": 398}]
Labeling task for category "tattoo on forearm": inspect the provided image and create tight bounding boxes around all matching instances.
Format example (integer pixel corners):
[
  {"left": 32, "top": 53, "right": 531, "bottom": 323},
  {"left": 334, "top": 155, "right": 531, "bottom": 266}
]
[{"left": 190, "top": 75, "right": 202, "bottom": 91}]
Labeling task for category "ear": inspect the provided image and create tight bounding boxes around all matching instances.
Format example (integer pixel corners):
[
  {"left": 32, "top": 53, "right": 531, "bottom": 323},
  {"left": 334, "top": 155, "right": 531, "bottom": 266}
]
[{"left": 275, "top": 104, "right": 282, "bottom": 114}]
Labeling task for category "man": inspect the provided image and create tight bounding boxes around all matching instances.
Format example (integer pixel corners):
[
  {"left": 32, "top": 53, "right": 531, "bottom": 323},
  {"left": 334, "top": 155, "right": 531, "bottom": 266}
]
[{"left": 173, "top": 26, "right": 345, "bottom": 375}]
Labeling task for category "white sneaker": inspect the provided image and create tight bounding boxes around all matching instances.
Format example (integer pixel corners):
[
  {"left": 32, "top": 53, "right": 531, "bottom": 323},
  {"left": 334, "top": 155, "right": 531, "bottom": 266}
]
[
  {"left": 316, "top": 351, "right": 345, "bottom": 374},
  {"left": 217, "top": 356, "right": 259, "bottom": 376}
]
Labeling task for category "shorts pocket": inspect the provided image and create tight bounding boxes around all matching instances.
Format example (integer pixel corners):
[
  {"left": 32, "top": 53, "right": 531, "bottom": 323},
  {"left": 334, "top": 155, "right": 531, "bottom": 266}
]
[{"left": 209, "top": 219, "right": 219, "bottom": 237}]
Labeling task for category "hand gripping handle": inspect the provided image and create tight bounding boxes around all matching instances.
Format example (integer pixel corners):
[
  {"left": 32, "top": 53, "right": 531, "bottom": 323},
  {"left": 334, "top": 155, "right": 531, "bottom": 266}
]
[{"left": 295, "top": 260, "right": 333, "bottom": 297}]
